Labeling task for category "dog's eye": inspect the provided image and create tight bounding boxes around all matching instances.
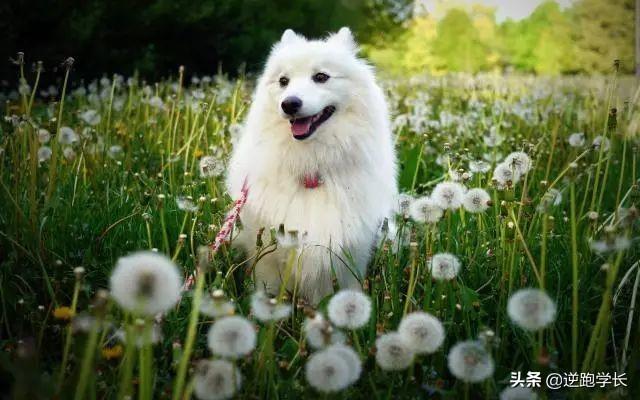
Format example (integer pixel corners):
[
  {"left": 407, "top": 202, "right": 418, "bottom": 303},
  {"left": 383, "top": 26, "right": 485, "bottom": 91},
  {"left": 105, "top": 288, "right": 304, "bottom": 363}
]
[
  {"left": 312, "top": 72, "right": 330, "bottom": 83},
  {"left": 278, "top": 76, "right": 289, "bottom": 87}
]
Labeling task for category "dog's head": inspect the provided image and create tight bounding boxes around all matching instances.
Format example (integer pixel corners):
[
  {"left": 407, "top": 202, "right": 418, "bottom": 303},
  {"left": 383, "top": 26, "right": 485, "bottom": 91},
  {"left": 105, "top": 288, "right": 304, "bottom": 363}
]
[{"left": 257, "top": 27, "right": 369, "bottom": 141}]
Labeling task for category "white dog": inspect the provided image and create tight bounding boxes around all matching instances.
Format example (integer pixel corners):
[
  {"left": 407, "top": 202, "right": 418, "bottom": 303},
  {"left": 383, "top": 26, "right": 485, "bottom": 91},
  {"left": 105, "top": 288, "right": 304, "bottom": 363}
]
[{"left": 226, "top": 27, "right": 397, "bottom": 303}]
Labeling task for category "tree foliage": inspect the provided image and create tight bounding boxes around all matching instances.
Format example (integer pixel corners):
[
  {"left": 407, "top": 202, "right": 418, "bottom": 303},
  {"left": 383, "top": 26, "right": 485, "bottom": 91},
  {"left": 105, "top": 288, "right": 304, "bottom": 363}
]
[
  {"left": 0, "top": 0, "right": 382, "bottom": 80},
  {"left": 367, "top": 0, "right": 636, "bottom": 75}
]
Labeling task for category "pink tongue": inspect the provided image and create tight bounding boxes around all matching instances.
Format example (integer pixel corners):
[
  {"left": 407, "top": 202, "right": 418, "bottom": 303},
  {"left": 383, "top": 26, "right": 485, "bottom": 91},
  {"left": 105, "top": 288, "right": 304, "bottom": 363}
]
[{"left": 291, "top": 119, "right": 312, "bottom": 136}]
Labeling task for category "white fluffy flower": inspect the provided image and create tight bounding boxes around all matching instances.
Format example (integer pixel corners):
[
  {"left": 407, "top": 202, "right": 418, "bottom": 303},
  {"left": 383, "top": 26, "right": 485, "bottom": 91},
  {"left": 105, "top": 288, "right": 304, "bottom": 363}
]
[
  {"left": 63, "top": 147, "right": 76, "bottom": 161},
  {"left": 567, "top": 132, "right": 585, "bottom": 147},
  {"left": 37, "top": 146, "right": 52, "bottom": 162},
  {"left": 58, "top": 126, "right": 78, "bottom": 145},
  {"left": 80, "top": 109, "right": 101, "bottom": 126},
  {"left": 375, "top": 332, "right": 415, "bottom": 371},
  {"left": 507, "top": 288, "right": 557, "bottom": 331},
  {"left": 431, "top": 181, "right": 466, "bottom": 210},
  {"left": 449, "top": 168, "right": 472, "bottom": 182},
  {"left": 463, "top": 188, "right": 491, "bottom": 213},
  {"left": 592, "top": 135, "right": 610, "bottom": 152},
  {"left": 428, "top": 253, "right": 461, "bottom": 281},
  {"left": 447, "top": 340, "right": 495, "bottom": 382},
  {"left": 409, "top": 196, "right": 444, "bottom": 223},
  {"left": 193, "top": 359, "right": 242, "bottom": 400},
  {"left": 327, "top": 290, "right": 372, "bottom": 330},
  {"left": 504, "top": 151, "right": 532, "bottom": 175},
  {"left": 199, "top": 155, "right": 224, "bottom": 178},
  {"left": 207, "top": 316, "right": 256, "bottom": 359},
  {"left": 200, "top": 290, "right": 235, "bottom": 317},
  {"left": 469, "top": 160, "right": 491, "bottom": 173},
  {"left": 176, "top": 196, "right": 199, "bottom": 212},
  {"left": 537, "top": 188, "right": 562, "bottom": 212},
  {"left": 396, "top": 193, "right": 414, "bottom": 217},
  {"left": 483, "top": 130, "right": 504, "bottom": 147},
  {"left": 305, "top": 346, "right": 353, "bottom": 393},
  {"left": 109, "top": 251, "right": 182, "bottom": 316},
  {"left": 398, "top": 312, "right": 445, "bottom": 354},
  {"left": 250, "top": 291, "right": 291, "bottom": 322},
  {"left": 324, "top": 344, "right": 362, "bottom": 386},
  {"left": 304, "top": 314, "right": 346, "bottom": 349},
  {"left": 38, "top": 128, "right": 51, "bottom": 143},
  {"left": 115, "top": 322, "right": 163, "bottom": 348},
  {"left": 148, "top": 96, "right": 165, "bottom": 110},
  {"left": 500, "top": 387, "right": 538, "bottom": 400},
  {"left": 108, "top": 145, "right": 123, "bottom": 160},
  {"left": 493, "top": 162, "right": 521, "bottom": 187}
]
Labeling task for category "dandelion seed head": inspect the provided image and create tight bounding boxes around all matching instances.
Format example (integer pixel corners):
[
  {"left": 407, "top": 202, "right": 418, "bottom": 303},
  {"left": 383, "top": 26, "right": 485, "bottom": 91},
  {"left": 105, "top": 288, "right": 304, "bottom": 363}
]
[
  {"left": 250, "top": 291, "right": 291, "bottom": 322},
  {"left": 447, "top": 340, "right": 495, "bottom": 382},
  {"left": 507, "top": 288, "right": 557, "bottom": 331},
  {"left": 469, "top": 160, "right": 491, "bottom": 173},
  {"left": 109, "top": 251, "right": 182, "bottom": 316},
  {"left": 38, "top": 128, "right": 51, "bottom": 144},
  {"left": 431, "top": 181, "right": 466, "bottom": 210},
  {"left": 327, "top": 290, "right": 372, "bottom": 330},
  {"left": 108, "top": 145, "right": 123, "bottom": 159},
  {"left": 397, "top": 312, "right": 445, "bottom": 354},
  {"left": 200, "top": 294, "right": 235, "bottom": 318},
  {"left": 148, "top": 96, "right": 165, "bottom": 110},
  {"left": 428, "top": 253, "right": 461, "bottom": 281},
  {"left": 207, "top": 316, "right": 256, "bottom": 359},
  {"left": 304, "top": 314, "right": 346, "bottom": 350},
  {"left": 409, "top": 196, "right": 444, "bottom": 223},
  {"left": 396, "top": 193, "right": 414, "bottom": 217},
  {"left": 305, "top": 347, "right": 352, "bottom": 393},
  {"left": 115, "top": 322, "right": 163, "bottom": 348},
  {"left": 80, "top": 109, "right": 101, "bottom": 126},
  {"left": 193, "top": 359, "right": 242, "bottom": 400},
  {"left": 326, "top": 343, "right": 362, "bottom": 385},
  {"left": 537, "top": 188, "right": 562, "bottom": 212},
  {"left": 37, "top": 146, "right": 52, "bottom": 162},
  {"left": 463, "top": 188, "right": 491, "bottom": 213},
  {"left": 483, "top": 130, "right": 504, "bottom": 147},
  {"left": 176, "top": 196, "right": 199, "bottom": 212},
  {"left": 592, "top": 136, "right": 610, "bottom": 152},
  {"left": 504, "top": 152, "right": 532, "bottom": 175},
  {"left": 568, "top": 132, "right": 585, "bottom": 147},
  {"left": 58, "top": 126, "right": 78, "bottom": 145},
  {"left": 63, "top": 147, "right": 76, "bottom": 161},
  {"left": 493, "top": 162, "right": 521, "bottom": 188},
  {"left": 375, "top": 332, "right": 414, "bottom": 371},
  {"left": 199, "top": 155, "right": 224, "bottom": 178}
]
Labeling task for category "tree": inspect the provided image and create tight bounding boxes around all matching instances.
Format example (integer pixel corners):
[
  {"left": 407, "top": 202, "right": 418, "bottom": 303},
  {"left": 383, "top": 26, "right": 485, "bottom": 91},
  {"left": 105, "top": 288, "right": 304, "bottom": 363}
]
[
  {"left": 431, "top": 8, "right": 490, "bottom": 72},
  {"left": 571, "top": 0, "right": 635, "bottom": 73}
]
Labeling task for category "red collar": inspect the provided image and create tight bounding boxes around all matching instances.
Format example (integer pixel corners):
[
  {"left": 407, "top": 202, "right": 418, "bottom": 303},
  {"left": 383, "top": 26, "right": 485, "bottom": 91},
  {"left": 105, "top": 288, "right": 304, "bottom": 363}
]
[{"left": 303, "top": 173, "right": 322, "bottom": 189}]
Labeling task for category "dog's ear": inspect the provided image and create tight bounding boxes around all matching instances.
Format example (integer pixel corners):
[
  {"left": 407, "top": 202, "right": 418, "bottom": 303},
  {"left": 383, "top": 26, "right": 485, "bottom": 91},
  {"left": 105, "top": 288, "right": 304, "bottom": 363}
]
[
  {"left": 327, "top": 27, "right": 358, "bottom": 54},
  {"left": 280, "top": 29, "right": 305, "bottom": 44}
]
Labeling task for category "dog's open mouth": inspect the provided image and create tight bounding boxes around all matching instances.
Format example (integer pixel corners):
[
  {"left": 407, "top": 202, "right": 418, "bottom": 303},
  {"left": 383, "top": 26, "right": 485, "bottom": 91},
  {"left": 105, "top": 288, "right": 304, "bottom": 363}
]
[{"left": 289, "top": 106, "right": 336, "bottom": 140}]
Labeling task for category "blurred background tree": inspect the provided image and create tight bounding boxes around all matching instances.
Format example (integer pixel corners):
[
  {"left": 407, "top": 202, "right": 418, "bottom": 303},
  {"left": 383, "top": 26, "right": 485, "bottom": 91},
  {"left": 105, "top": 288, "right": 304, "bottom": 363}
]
[
  {"left": 367, "top": 0, "right": 635, "bottom": 75},
  {"left": 0, "top": 0, "right": 635, "bottom": 80}
]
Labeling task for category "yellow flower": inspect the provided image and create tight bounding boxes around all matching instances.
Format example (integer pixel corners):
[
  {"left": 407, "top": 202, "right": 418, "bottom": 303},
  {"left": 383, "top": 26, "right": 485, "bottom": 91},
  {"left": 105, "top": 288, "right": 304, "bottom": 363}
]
[
  {"left": 194, "top": 149, "right": 204, "bottom": 158},
  {"left": 53, "top": 306, "right": 75, "bottom": 321},
  {"left": 102, "top": 345, "right": 124, "bottom": 360}
]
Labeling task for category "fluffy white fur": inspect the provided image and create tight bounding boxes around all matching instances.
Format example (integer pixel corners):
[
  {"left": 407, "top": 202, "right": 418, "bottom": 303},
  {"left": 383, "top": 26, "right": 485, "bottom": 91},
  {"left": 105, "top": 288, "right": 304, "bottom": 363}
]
[{"left": 226, "top": 27, "right": 397, "bottom": 303}]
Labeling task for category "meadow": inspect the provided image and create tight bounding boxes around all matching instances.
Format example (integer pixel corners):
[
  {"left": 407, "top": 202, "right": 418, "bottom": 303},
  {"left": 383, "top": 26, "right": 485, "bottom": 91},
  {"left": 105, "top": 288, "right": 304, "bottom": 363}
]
[{"left": 0, "top": 58, "right": 639, "bottom": 399}]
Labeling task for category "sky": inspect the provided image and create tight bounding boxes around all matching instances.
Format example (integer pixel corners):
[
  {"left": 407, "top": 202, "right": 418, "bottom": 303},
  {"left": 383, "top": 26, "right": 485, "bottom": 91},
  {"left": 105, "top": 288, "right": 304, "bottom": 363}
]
[{"left": 415, "top": 0, "right": 576, "bottom": 22}]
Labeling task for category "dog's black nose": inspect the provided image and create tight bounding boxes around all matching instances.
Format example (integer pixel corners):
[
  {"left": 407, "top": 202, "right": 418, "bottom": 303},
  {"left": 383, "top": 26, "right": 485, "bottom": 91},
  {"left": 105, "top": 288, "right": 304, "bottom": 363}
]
[{"left": 281, "top": 96, "right": 302, "bottom": 115}]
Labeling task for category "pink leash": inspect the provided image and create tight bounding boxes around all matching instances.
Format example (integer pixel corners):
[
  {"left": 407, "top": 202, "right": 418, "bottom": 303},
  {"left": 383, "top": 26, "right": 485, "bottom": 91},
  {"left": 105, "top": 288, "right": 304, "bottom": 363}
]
[{"left": 182, "top": 177, "right": 249, "bottom": 291}]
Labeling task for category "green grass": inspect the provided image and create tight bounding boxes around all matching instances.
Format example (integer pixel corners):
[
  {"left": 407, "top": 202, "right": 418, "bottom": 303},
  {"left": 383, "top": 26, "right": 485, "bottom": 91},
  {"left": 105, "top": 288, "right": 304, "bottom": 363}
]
[{"left": 0, "top": 61, "right": 639, "bottom": 399}]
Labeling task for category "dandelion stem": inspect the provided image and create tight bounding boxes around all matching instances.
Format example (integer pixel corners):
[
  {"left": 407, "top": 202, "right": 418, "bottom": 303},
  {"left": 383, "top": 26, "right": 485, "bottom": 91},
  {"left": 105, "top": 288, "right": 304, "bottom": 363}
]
[
  {"left": 56, "top": 276, "right": 82, "bottom": 393},
  {"left": 570, "top": 182, "right": 579, "bottom": 371},
  {"left": 172, "top": 268, "right": 206, "bottom": 400}
]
